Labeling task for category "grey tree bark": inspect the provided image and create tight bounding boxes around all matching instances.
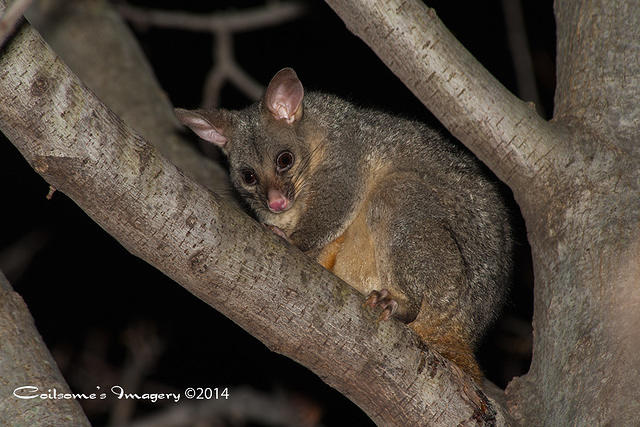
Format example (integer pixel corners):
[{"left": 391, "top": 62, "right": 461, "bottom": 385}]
[
  {"left": 1, "top": 0, "right": 637, "bottom": 425},
  {"left": 0, "top": 1, "right": 505, "bottom": 425}
]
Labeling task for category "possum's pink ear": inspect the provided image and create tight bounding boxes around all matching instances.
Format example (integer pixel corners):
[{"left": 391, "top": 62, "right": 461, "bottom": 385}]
[
  {"left": 264, "top": 68, "right": 304, "bottom": 124},
  {"left": 175, "top": 108, "right": 228, "bottom": 148}
]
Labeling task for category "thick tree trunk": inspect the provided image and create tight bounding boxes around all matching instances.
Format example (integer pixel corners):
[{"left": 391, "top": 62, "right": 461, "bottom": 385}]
[
  {"left": 507, "top": 1, "right": 640, "bottom": 424},
  {"left": 324, "top": 0, "right": 640, "bottom": 424}
]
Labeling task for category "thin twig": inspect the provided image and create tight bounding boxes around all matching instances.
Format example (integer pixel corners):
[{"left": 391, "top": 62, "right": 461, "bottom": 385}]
[
  {"left": 203, "top": 63, "right": 228, "bottom": 108},
  {"left": 108, "top": 322, "right": 164, "bottom": 426},
  {"left": 203, "top": 29, "right": 265, "bottom": 107},
  {"left": 0, "top": 0, "right": 33, "bottom": 48},
  {"left": 46, "top": 184, "right": 57, "bottom": 199},
  {"left": 117, "top": 2, "right": 307, "bottom": 107},
  {"left": 227, "top": 61, "right": 264, "bottom": 101},
  {"left": 117, "top": 2, "right": 306, "bottom": 33},
  {"left": 203, "top": 30, "right": 234, "bottom": 108}
]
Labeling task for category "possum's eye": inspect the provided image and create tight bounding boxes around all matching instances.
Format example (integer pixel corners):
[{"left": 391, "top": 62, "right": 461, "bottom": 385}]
[
  {"left": 240, "top": 169, "right": 258, "bottom": 186},
  {"left": 276, "top": 151, "right": 294, "bottom": 173}
]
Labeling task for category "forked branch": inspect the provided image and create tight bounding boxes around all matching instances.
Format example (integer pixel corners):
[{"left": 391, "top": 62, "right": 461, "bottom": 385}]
[
  {"left": 0, "top": 9, "right": 507, "bottom": 426},
  {"left": 324, "top": 0, "right": 566, "bottom": 200}
]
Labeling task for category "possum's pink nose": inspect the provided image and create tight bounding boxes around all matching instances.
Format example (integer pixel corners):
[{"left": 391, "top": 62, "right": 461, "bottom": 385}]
[{"left": 268, "top": 189, "right": 289, "bottom": 213}]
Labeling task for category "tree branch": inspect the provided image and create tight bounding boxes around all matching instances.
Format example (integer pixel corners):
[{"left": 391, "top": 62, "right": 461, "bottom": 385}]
[
  {"left": 25, "top": 0, "right": 229, "bottom": 193},
  {"left": 323, "top": 0, "right": 567, "bottom": 202},
  {"left": 0, "top": 12, "right": 506, "bottom": 426},
  {"left": 0, "top": 270, "right": 90, "bottom": 425},
  {"left": 504, "top": 2, "right": 640, "bottom": 424},
  {"left": 117, "top": 2, "right": 307, "bottom": 33},
  {"left": 202, "top": 29, "right": 264, "bottom": 108},
  {"left": 118, "top": 2, "right": 307, "bottom": 107}
]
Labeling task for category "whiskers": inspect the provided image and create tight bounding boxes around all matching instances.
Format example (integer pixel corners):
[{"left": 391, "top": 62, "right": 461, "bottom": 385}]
[
  {"left": 290, "top": 142, "right": 324, "bottom": 198},
  {"left": 207, "top": 184, "right": 237, "bottom": 202}
]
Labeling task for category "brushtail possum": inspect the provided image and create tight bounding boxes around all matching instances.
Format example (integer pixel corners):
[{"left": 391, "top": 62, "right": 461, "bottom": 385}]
[{"left": 176, "top": 68, "right": 514, "bottom": 381}]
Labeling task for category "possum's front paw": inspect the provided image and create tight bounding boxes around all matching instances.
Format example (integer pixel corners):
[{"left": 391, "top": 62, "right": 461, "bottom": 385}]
[
  {"left": 264, "top": 223, "right": 292, "bottom": 243},
  {"left": 364, "top": 289, "right": 398, "bottom": 321}
]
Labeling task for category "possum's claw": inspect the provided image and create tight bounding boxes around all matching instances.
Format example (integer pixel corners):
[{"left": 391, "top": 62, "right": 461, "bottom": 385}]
[
  {"left": 365, "top": 289, "right": 398, "bottom": 321},
  {"left": 264, "top": 223, "right": 291, "bottom": 243}
]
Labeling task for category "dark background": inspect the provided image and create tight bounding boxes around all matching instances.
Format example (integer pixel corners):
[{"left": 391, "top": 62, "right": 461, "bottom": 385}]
[{"left": 1, "top": 1, "right": 553, "bottom": 425}]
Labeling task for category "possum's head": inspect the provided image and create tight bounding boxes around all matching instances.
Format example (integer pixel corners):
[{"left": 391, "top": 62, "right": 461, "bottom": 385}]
[{"left": 176, "top": 68, "right": 322, "bottom": 232}]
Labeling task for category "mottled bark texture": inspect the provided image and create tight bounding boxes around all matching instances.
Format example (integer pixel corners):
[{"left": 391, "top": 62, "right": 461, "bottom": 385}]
[
  {"left": 0, "top": 2, "right": 506, "bottom": 425},
  {"left": 2, "top": 0, "right": 637, "bottom": 424},
  {"left": 0, "top": 271, "right": 90, "bottom": 426},
  {"left": 324, "top": 0, "right": 640, "bottom": 425}
]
